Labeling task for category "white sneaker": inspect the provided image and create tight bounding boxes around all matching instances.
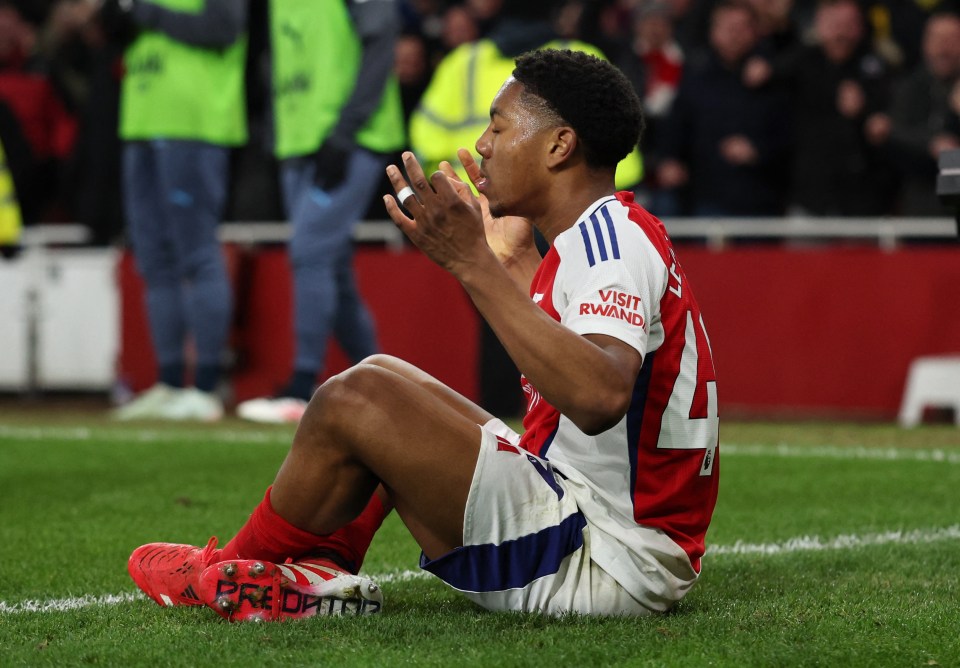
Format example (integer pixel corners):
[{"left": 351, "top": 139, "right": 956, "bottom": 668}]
[
  {"left": 113, "top": 383, "right": 178, "bottom": 421},
  {"left": 236, "top": 397, "right": 308, "bottom": 424},
  {"left": 155, "top": 388, "right": 224, "bottom": 422}
]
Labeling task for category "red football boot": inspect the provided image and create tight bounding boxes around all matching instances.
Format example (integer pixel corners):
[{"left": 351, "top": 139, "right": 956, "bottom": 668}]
[
  {"left": 198, "top": 558, "right": 383, "bottom": 622},
  {"left": 128, "top": 537, "right": 221, "bottom": 607}
]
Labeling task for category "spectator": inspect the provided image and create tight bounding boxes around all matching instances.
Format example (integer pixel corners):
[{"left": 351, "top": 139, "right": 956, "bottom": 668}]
[
  {"left": 111, "top": 0, "right": 248, "bottom": 421},
  {"left": 619, "top": 2, "right": 684, "bottom": 122},
  {"left": 395, "top": 32, "right": 431, "bottom": 122},
  {"left": 236, "top": 0, "right": 405, "bottom": 424},
  {"left": 36, "top": 0, "right": 100, "bottom": 112},
  {"left": 657, "top": 1, "right": 791, "bottom": 217},
  {"left": 663, "top": 0, "right": 715, "bottom": 55},
  {"left": 53, "top": 1, "right": 126, "bottom": 245},
  {"left": 617, "top": 2, "right": 684, "bottom": 213},
  {"left": 0, "top": 1, "right": 77, "bottom": 223},
  {"left": 464, "top": 0, "right": 503, "bottom": 35},
  {"left": 439, "top": 4, "right": 479, "bottom": 53},
  {"left": 772, "top": 0, "right": 898, "bottom": 216},
  {"left": 399, "top": 0, "right": 445, "bottom": 65},
  {"left": 860, "top": 0, "right": 960, "bottom": 72},
  {"left": 886, "top": 12, "right": 960, "bottom": 215},
  {"left": 747, "top": 0, "right": 800, "bottom": 55}
]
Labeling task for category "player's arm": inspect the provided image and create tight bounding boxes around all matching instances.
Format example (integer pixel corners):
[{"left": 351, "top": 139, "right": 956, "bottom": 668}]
[
  {"left": 461, "top": 247, "right": 641, "bottom": 436},
  {"left": 384, "top": 153, "right": 641, "bottom": 435}
]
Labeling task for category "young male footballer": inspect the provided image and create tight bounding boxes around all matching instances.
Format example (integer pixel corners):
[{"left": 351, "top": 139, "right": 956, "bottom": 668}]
[{"left": 128, "top": 49, "right": 720, "bottom": 621}]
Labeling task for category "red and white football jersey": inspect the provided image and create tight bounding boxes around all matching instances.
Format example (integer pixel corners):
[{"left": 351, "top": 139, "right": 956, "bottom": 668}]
[{"left": 519, "top": 192, "right": 719, "bottom": 577}]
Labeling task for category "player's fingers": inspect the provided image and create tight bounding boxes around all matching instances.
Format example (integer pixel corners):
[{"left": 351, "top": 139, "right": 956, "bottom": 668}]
[
  {"left": 402, "top": 151, "right": 435, "bottom": 200},
  {"left": 383, "top": 194, "right": 416, "bottom": 233},
  {"left": 430, "top": 168, "right": 465, "bottom": 205},
  {"left": 385, "top": 163, "right": 421, "bottom": 211},
  {"left": 438, "top": 160, "right": 464, "bottom": 184},
  {"left": 457, "top": 149, "right": 484, "bottom": 188}
]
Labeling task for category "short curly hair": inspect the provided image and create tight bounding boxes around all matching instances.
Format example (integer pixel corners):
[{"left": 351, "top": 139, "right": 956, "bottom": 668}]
[{"left": 512, "top": 49, "right": 644, "bottom": 169}]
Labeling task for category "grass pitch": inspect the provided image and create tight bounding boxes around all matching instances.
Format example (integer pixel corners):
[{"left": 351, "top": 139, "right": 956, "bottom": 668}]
[{"left": 0, "top": 411, "right": 958, "bottom": 667}]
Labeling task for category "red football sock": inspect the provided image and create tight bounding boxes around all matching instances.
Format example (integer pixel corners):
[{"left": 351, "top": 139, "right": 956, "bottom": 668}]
[
  {"left": 304, "top": 493, "right": 390, "bottom": 574},
  {"left": 219, "top": 487, "right": 391, "bottom": 571},
  {"left": 219, "top": 487, "right": 327, "bottom": 564}
]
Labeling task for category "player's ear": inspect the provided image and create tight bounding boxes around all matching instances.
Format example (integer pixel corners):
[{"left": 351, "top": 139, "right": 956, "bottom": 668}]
[{"left": 546, "top": 126, "right": 577, "bottom": 168}]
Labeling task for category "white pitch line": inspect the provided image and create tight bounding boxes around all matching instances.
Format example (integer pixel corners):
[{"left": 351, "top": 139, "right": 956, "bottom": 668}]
[
  {"left": 707, "top": 524, "right": 960, "bottom": 556},
  {"left": 0, "top": 425, "right": 292, "bottom": 445},
  {"left": 723, "top": 442, "right": 960, "bottom": 464},
  {"left": 3, "top": 525, "right": 959, "bottom": 616},
  {"left": 0, "top": 592, "right": 145, "bottom": 615},
  {"left": 2, "top": 426, "right": 957, "bottom": 463}
]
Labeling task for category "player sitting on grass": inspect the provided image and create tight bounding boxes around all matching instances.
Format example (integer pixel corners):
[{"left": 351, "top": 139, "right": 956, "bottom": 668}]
[{"left": 127, "top": 49, "right": 720, "bottom": 621}]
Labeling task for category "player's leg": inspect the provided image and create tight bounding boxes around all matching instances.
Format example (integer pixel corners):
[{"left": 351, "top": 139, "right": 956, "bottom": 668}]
[
  {"left": 130, "top": 360, "right": 490, "bottom": 619},
  {"left": 268, "top": 359, "right": 482, "bottom": 559},
  {"left": 359, "top": 354, "right": 497, "bottom": 426},
  {"left": 210, "top": 354, "right": 496, "bottom": 607}
]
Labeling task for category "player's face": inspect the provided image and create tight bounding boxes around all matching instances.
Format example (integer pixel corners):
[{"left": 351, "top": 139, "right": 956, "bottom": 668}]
[{"left": 474, "top": 80, "right": 549, "bottom": 218}]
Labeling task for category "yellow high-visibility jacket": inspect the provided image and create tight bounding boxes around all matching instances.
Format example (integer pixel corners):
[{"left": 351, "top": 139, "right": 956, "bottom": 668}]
[{"left": 0, "top": 138, "right": 22, "bottom": 248}]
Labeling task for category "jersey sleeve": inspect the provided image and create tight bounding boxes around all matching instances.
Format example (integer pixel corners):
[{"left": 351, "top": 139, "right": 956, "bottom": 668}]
[{"left": 554, "top": 219, "right": 667, "bottom": 358}]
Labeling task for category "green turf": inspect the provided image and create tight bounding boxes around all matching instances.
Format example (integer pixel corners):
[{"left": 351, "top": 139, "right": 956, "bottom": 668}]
[{"left": 1, "top": 416, "right": 958, "bottom": 667}]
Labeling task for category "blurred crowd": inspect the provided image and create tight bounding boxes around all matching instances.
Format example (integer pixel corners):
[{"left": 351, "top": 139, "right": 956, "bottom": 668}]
[{"left": 2, "top": 0, "right": 960, "bottom": 248}]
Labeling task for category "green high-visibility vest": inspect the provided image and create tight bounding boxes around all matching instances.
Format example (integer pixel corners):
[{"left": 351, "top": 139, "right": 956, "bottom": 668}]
[
  {"left": 270, "top": 0, "right": 405, "bottom": 159},
  {"left": 411, "top": 40, "right": 643, "bottom": 188},
  {"left": 119, "top": 0, "right": 247, "bottom": 145}
]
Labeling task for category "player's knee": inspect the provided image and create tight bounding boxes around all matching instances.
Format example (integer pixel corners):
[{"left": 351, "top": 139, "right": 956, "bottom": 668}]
[
  {"left": 356, "top": 353, "right": 403, "bottom": 370},
  {"left": 302, "top": 365, "right": 383, "bottom": 440}
]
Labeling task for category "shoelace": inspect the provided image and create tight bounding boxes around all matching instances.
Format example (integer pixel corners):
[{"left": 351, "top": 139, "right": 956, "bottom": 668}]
[{"left": 199, "top": 536, "right": 220, "bottom": 566}]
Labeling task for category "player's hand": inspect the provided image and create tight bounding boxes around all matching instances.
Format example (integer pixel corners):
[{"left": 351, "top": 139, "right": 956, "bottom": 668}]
[
  {"left": 440, "top": 149, "right": 535, "bottom": 266},
  {"left": 383, "top": 151, "right": 489, "bottom": 276}
]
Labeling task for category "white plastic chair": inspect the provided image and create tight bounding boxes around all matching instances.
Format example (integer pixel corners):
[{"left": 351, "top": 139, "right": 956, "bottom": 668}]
[{"left": 898, "top": 355, "right": 960, "bottom": 427}]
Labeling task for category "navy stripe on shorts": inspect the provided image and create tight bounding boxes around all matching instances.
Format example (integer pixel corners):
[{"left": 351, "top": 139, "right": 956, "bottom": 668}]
[{"left": 420, "top": 512, "right": 588, "bottom": 593}]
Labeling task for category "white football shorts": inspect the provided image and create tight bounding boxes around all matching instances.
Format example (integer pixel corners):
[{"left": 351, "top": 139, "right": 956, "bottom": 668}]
[{"left": 419, "top": 420, "right": 654, "bottom": 616}]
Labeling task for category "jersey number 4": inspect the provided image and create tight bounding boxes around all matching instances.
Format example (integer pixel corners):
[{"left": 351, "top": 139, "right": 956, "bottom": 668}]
[{"left": 658, "top": 310, "right": 718, "bottom": 477}]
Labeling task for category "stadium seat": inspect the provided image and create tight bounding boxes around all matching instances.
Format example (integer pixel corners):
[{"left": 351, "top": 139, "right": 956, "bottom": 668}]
[{"left": 898, "top": 355, "right": 960, "bottom": 427}]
